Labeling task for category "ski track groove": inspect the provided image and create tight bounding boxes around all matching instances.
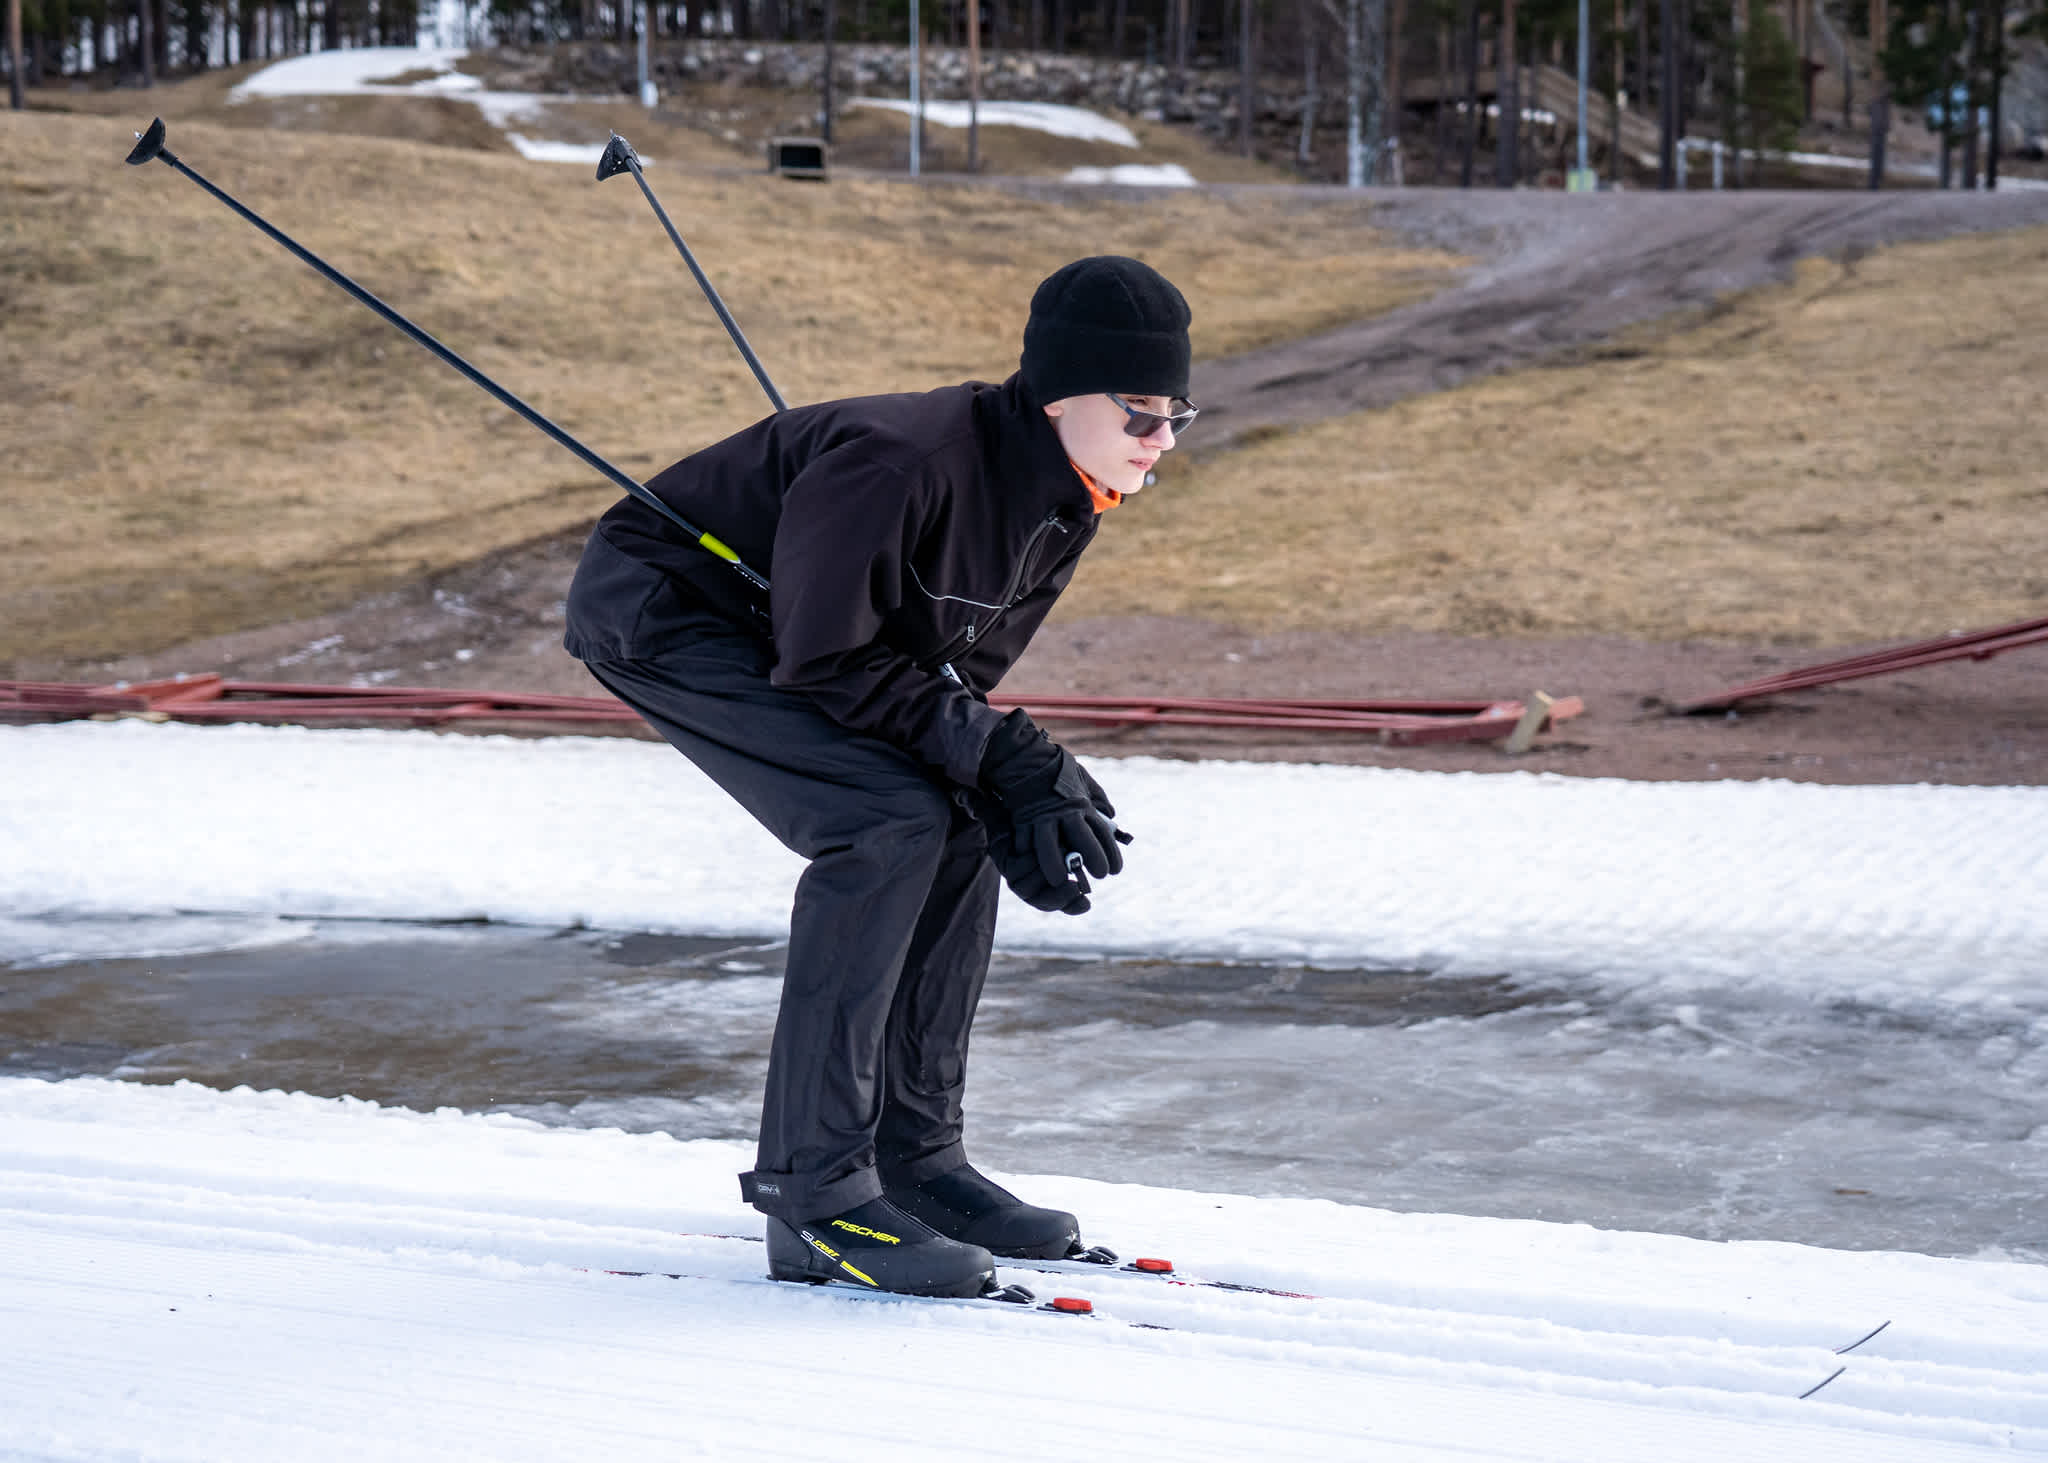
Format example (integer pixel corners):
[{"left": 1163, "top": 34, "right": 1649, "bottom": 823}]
[{"left": 5, "top": 1166, "right": 2043, "bottom": 1452}]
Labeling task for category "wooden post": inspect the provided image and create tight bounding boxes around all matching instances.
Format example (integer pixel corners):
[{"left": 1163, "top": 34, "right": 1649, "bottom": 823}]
[{"left": 1503, "top": 692, "right": 1556, "bottom": 755}]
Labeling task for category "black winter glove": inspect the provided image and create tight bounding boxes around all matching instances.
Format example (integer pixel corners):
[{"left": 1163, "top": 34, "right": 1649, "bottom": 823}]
[
  {"left": 985, "top": 812, "right": 1095, "bottom": 915},
  {"left": 978, "top": 709, "right": 1130, "bottom": 898}
]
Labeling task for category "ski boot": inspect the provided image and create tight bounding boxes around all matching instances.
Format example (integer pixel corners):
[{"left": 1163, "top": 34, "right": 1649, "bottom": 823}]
[
  {"left": 766, "top": 1196, "right": 997, "bottom": 1298},
  {"left": 884, "top": 1162, "right": 1081, "bottom": 1261}
]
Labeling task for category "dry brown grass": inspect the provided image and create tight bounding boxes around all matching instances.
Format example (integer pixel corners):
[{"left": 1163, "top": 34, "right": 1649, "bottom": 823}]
[
  {"left": 0, "top": 109, "right": 1455, "bottom": 665},
  {"left": 1069, "top": 228, "right": 2048, "bottom": 645}
]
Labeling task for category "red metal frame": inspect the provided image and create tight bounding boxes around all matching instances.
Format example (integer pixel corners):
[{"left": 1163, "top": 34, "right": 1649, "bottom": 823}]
[
  {"left": 1678, "top": 614, "right": 2048, "bottom": 713},
  {"left": 2, "top": 675, "right": 1582, "bottom": 747}
]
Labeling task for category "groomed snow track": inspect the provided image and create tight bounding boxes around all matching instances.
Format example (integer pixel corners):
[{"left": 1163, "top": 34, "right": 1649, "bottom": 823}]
[{"left": 3, "top": 1078, "right": 2042, "bottom": 1462}]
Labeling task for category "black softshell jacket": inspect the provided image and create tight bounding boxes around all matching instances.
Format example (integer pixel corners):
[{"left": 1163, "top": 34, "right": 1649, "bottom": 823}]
[{"left": 563, "top": 373, "right": 1102, "bottom": 786}]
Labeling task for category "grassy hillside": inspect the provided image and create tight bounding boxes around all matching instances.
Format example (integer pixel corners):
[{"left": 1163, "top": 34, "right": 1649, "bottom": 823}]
[
  {"left": 1073, "top": 227, "right": 2048, "bottom": 644},
  {"left": 1, "top": 108, "right": 1454, "bottom": 665}
]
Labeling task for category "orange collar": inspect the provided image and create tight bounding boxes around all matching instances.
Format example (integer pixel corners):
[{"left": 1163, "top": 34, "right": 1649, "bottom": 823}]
[{"left": 1071, "top": 462, "right": 1122, "bottom": 514}]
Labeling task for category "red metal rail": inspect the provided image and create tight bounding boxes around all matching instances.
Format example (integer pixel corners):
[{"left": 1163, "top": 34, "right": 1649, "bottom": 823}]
[
  {"left": 2, "top": 675, "right": 1582, "bottom": 747},
  {"left": 1678, "top": 614, "right": 2048, "bottom": 713}
]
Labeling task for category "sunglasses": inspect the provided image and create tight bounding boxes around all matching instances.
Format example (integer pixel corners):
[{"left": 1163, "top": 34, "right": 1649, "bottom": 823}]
[{"left": 1107, "top": 393, "right": 1200, "bottom": 439}]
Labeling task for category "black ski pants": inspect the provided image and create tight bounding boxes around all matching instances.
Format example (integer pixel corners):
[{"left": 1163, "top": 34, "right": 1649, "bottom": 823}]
[{"left": 580, "top": 611, "right": 1002, "bottom": 1224}]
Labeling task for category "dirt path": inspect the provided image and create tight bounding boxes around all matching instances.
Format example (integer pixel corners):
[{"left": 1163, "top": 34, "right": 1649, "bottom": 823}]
[{"left": 1191, "top": 186, "right": 2048, "bottom": 439}]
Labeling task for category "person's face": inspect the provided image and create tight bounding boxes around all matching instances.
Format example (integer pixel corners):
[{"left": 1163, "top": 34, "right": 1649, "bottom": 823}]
[{"left": 1043, "top": 392, "right": 1184, "bottom": 496}]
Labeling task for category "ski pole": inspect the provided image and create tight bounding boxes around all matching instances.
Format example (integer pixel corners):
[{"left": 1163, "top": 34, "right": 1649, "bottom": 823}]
[
  {"left": 597, "top": 133, "right": 789, "bottom": 414},
  {"left": 122, "top": 117, "right": 772, "bottom": 618}
]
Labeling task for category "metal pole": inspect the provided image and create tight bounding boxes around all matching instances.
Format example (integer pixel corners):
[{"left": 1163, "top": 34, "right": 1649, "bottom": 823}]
[
  {"left": 1577, "top": 0, "right": 1590, "bottom": 177},
  {"left": 599, "top": 135, "right": 789, "bottom": 414},
  {"left": 909, "top": 0, "right": 922, "bottom": 176},
  {"left": 967, "top": 0, "right": 981, "bottom": 170},
  {"left": 122, "top": 118, "right": 772, "bottom": 609}
]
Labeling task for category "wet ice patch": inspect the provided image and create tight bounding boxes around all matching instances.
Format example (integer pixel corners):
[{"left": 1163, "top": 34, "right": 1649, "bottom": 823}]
[
  {"left": 4, "top": 721, "right": 2047, "bottom": 1014},
  {"left": 0, "top": 912, "right": 312, "bottom": 970}
]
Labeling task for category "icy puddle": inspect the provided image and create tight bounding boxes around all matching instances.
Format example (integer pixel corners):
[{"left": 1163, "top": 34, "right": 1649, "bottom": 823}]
[{"left": 3, "top": 918, "right": 2040, "bottom": 1263}]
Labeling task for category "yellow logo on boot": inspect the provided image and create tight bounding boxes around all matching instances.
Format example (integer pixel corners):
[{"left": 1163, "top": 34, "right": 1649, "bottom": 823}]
[{"left": 830, "top": 1220, "right": 901, "bottom": 1244}]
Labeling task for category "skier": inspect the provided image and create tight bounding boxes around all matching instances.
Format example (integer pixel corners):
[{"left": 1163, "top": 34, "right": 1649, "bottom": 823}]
[{"left": 563, "top": 256, "right": 1197, "bottom": 1298}]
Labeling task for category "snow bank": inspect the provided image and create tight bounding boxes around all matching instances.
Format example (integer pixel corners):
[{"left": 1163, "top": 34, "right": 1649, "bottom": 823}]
[
  {"left": 227, "top": 45, "right": 480, "bottom": 100},
  {"left": 1066, "top": 163, "right": 1199, "bottom": 186},
  {"left": 849, "top": 96, "right": 1141, "bottom": 147},
  {"left": 4, "top": 720, "right": 2047, "bottom": 1009},
  {"left": 227, "top": 46, "right": 602, "bottom": 140},
  {"left": 2, "top": 1075, "right": 2041, "bottom": 1462},
  {"left": 504, "top": 134, "right": 615, "bottom": 165}
]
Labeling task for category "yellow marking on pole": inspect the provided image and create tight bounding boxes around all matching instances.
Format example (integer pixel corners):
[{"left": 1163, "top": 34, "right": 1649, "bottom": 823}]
[{"left": 697, "top": 532, "right": 741, "bottom": 564}]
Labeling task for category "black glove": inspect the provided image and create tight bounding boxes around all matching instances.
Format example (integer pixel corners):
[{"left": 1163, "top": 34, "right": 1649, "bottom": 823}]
[
  {"left": 978, "top": 709, "right": 1128, "bottom": 896},
  {"left": 986, "top": 812, "right": 1095, "bottom": 915}
]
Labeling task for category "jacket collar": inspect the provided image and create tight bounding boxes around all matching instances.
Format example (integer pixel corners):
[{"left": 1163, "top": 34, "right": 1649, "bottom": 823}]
[{"left": 983, "top": 373, "right": 1098, "bottom": 519}]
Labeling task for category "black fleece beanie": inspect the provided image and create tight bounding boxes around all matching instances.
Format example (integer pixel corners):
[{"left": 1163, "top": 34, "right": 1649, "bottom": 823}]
[{"left": 1019, "top": 255, "right": 1192, "bottom": 406}]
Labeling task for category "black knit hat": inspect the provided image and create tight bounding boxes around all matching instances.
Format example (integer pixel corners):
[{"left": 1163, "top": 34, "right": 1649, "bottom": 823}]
[{"left": 1020, "top": 255, "right": 1192, "bottom": 405}]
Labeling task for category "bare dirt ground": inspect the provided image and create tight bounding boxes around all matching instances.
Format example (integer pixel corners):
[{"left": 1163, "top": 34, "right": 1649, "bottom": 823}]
[
  {"left": 13, "top": 108, "right": 2045, "bottom": 783},
  {"left": 62, "top": 542, "right": 2048, "bottom": 786}
]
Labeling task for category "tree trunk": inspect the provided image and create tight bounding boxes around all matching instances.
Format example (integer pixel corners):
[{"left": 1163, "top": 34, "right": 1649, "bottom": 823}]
[
  {"left": 8, "top": 0, "right": 23, "bottom": 108},
  {"left": 1610, "top": 0, "right": 1623, "bottom": 180},
  {"left": 1983, "top": 0, "right": 2001, "bottom": 189},
  {"left": 821, "top": 0, "right": 836, "bottom": 138},
  {"left": 1658, "top": 0, "right": 1676, "bottom": 184},
  {"left": 1458, "top": 0, "right": 1477, "bottom": 186},
  {"left": 1496, "top": 0, "right": 1516, "bottom": 184},
  {"left": 138, "top": 0, "right": 153, "bottom": 84},
  {"left": 1299, "top": 14, "right": 1316, "bottom": 163},
  {"left": 1385, "top": 0, "right": 1404, "bottom": 176},
  {"left": 1239, "top": 0, "right": 1252, "bottom": 154},
  {"left": 1435, "top": 16, "right": 1450, "bottom": 179},
  {"left": 1635, "top": 0, "right": 1647, "bottom": 122}
]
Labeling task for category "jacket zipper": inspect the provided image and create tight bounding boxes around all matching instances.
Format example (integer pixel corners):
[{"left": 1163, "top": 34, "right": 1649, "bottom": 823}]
[
  {"left": 971, "top": 513, "right": 1070, "bottom": 642},
  {"left": 917, "top": 513, "right": 1072, "bottom": 673}
]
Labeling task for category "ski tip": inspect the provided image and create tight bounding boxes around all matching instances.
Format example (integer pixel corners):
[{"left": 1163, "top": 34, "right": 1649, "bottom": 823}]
[
  {"left": 1798, "top": 1365, "right": 1847, "bottom": 1401},
  {"left": 1834, "top": 1319, "right": 1892, "bottom": 1356}
]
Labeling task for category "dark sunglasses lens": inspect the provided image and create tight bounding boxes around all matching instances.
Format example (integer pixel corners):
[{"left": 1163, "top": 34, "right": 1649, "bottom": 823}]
[{"left": 1120, "top": 401, "right": 1198, "bottom": 438}]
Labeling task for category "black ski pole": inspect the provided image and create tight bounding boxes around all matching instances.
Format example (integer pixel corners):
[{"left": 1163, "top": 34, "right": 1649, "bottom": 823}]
[
  {"left": 122, "top": 118, "right": 771, "bottom": 616},
  {"left": 597, "top": 133, "right": 789, "bottom": 414}
]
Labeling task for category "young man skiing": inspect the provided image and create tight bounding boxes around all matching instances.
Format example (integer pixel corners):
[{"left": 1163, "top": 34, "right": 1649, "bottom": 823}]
[{"left": 562, "top": 255, "right": 1197, "bottom": 1299}]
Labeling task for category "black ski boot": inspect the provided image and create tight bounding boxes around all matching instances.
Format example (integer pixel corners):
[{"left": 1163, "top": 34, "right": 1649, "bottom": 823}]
[
  {"left": 884, "top": 1163, "right": 1081, "bottom": 1260},
  {"left": 765, "top": 1196, "right": 998, "bottom": 1298}
]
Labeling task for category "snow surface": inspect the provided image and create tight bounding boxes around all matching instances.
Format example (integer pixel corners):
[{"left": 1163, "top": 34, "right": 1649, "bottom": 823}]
[
  {"left": 227, "top": 46, "right": 605, "bottom": 137},
  {"left": 849, "top": 96, "right": 1142, "bottom": 147},
  {"left": 1065, "top": 163, "right": 1199, "bottom": 187},
  {"left": 503, "top": 134, "right": 618, "bottom": 165},
  {"left": 4, "top": 720, "right": 2046, "bottom": 1009},
  {"left": 227, "top": 44, "right": 481, "bottom": 101},
  {"left": 3, "top": 1075, "right": 2043, "bottom": 1462}
]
